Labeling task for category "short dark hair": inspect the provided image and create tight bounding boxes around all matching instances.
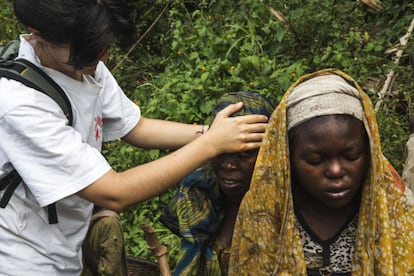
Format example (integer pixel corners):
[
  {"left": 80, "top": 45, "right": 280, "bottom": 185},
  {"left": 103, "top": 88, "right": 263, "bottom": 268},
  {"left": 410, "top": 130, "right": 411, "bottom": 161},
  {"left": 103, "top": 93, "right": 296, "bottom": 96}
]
[{"left": 14, "top": 0, "right": 135, "bottom": 69}]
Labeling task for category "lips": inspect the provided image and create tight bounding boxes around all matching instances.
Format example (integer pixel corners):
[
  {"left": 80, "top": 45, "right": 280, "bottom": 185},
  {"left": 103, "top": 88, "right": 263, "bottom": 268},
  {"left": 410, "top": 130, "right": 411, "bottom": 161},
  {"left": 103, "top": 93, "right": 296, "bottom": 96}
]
[
  {"left": 323, "top": 188, "right": 351, "bottom": 199},
  {"left": 217, "top": 177, "right": 245, "bottom": 192},
  {"left": 220, "top": 178, "right": 240, "bottom": 187}
]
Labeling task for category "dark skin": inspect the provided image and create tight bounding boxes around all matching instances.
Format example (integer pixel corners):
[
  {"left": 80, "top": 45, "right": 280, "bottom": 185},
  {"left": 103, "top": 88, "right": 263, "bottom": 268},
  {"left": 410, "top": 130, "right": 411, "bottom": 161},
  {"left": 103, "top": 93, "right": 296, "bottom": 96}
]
[
  {"left": 210, "top": 149, "right": 259, "bottom": 246},
  {"left": 289, "top": 115, "right": 370, "bottom": 240}
]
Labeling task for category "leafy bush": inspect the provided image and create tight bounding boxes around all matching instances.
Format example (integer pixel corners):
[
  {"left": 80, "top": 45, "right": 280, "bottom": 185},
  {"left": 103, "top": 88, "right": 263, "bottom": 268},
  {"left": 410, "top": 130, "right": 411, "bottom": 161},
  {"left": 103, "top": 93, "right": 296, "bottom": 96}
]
[
  {"left": 0, "top": 0, "right": 25, "bottom": 43},
  {"left": 119, "top": 0, "right": 414, "bottom": 266}
]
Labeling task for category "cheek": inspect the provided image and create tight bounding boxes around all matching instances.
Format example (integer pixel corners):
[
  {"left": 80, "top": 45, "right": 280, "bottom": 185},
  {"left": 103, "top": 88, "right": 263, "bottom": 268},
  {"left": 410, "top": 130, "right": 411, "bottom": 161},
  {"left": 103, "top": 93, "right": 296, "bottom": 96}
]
[
  {"left": 210, "top": 158, "right": 222, "bottom": 173},
  {"left": 296, "top": 167, "right": 317, "bottom": 183},
  {"left": 353, "top": 157, "right": 370, "bottom": 182},
  {"left": 245, "top": 157, "right": 257, "bottom": 168},
  {"left": 292, "top": 160, "right": 323, "bottom": 187},
  {"left": 242, "top": 158, "right": 257, "bottom": 172}
]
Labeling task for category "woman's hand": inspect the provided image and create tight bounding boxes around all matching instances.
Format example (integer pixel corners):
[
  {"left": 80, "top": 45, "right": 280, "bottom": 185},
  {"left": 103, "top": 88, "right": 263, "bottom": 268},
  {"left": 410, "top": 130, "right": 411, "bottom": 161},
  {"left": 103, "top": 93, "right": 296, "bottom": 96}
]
[{"left": 202, "top": 102, "right": 268, "bottom": 155}]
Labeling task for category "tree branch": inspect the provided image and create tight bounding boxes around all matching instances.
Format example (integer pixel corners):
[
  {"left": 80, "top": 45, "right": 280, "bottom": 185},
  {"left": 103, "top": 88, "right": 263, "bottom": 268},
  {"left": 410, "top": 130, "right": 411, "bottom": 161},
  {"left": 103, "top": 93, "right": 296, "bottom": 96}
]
[
  {"left": 141, "top": 224, "right": 172, "bottom": 276},
  {"left": 375, "top": 17, "right": 414, "bottom": 112}
]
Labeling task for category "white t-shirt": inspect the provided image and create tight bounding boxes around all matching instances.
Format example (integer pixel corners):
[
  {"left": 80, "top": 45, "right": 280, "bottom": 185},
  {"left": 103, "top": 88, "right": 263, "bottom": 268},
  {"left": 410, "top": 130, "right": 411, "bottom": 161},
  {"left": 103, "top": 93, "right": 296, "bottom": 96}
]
[{"left": 0, "top": 35, "right": 141, "bottom": 275}]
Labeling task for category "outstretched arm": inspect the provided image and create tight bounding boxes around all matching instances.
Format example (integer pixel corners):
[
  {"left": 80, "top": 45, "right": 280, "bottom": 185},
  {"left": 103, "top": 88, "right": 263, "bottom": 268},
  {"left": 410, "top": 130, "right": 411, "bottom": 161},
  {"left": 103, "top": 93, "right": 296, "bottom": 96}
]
[
  {"left": 122, "top": 117, "right": 208, "bottom": 150},
  {"left": 77, "top": 103, "right": 267, "bottom": 211}
]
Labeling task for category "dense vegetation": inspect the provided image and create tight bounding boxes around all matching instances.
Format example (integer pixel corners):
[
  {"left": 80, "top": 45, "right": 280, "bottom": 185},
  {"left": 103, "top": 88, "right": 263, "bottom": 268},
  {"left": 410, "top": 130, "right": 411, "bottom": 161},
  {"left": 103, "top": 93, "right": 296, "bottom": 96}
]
[{"left": 1, "top": 0, "right": 413, "bottom": 269}]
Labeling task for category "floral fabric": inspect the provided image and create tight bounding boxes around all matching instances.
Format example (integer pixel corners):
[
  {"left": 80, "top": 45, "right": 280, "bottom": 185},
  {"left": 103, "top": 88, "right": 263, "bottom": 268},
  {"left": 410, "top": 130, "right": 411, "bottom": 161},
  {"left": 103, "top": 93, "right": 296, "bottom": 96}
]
[{"left": 160, "top": 169, "right": 225, "bottom": 275}]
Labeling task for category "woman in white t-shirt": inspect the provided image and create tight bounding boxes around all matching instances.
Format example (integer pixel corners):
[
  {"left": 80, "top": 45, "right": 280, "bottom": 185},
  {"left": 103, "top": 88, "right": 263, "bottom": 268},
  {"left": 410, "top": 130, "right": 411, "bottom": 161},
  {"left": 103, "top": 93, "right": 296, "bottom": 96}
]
[{"left": 0, "top": 1, "right": 268, "bottom": 275}]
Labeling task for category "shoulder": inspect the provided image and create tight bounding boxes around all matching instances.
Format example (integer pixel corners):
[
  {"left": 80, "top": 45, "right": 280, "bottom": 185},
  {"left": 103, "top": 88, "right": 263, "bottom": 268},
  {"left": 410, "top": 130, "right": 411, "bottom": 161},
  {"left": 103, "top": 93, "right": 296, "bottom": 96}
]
[
  {"left": 94, "top": 61, "right": 117, "bottom": 86},
  {"left": 0, "top": 78, "right": 68, "bottom": 124},
  {"left": 91, "top": 209, "right": 120, "bottom": 221},
  {"left": 0, "top": 77, "right": 34, "bottom": 104},
  {"left": 0, "top": 78, "right": 50, "bottom": 115},
  {"left": 91, "top": 211, "right": 123, "bottom": 231}
]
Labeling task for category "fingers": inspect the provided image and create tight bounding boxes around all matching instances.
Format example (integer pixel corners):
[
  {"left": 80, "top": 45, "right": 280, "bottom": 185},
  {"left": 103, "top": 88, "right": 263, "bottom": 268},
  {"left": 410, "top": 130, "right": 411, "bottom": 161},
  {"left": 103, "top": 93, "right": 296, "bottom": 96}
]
[
  {"left": 241, "top": 129, "right": 267, "bottom": 143},
  {"left": 229, "top": 123, "right": 267, "bottom": 145},
  {"left": 236, "top": 114, "right": 269, "bottom": 127},
  {"left": 240, "top": 141, "right": 264, "bottom": 151},
  {"left": 215, "top": 102, "right": 243, "bottom": 118},
  {"left": 214, "top": 102, "right": 269, "bottom": 124},
  {"left": 208, "top": 118, "right": 268, "bottom": 152},
  {"left": 226, "top": 135, "right": 264, "bottom": 152},
  {"left": 204, "top": 102, "right": 271, "bottom": 154},
  {"left": 227, "top": 114, "right": 268, "bottom": 137},
  {"left": 246, "top": 122, "right": 268, "bottom": 135},
  {"left": 209, "top": 114, "right": 268, "bottom": 137}
]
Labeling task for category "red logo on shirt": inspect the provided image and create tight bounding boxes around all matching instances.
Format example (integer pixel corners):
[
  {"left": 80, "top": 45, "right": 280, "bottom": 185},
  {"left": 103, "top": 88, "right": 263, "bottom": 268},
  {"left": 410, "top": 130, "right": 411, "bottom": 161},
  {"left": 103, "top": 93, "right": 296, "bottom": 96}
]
[{"left": 94, "top": 116, "right": 103, "bottom": 141}]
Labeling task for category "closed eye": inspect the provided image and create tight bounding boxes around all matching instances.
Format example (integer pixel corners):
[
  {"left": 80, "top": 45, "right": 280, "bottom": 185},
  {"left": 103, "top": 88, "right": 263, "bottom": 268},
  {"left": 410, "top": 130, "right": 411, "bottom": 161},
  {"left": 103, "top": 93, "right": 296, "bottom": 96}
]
[
  {"left": 304, "top": 154, "right": 323, "bottom": 165},
  {"left": 343, "top": 147, "right": 365, "bottom": 162}
]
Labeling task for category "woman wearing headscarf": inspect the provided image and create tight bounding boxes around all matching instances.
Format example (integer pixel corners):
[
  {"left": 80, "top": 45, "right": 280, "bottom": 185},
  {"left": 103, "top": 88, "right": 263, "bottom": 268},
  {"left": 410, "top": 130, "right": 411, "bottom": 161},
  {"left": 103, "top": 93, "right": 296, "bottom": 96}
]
[
  {"left": 160, "top": 91, "right": 274, "bottom": 276},
  {"left": 228, "top": 69, "right": 414, "bottom": 275}
]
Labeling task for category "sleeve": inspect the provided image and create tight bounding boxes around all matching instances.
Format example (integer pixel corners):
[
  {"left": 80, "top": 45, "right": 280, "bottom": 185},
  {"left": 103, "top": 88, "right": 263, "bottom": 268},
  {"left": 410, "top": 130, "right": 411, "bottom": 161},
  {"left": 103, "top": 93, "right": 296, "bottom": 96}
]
[
  {"left": 160, "top": 169, "right": 223, "bottom": 242},
  {"left": 0, "top": 89, "right": 111, "bottom": 207},
  {"left": 160, "top": 170, "right": 224, "bottom": 276},
  {"left": 96, "top": 63, "right": 141, "bottom": 141},
  {"left": 159, "top": 170, "right": 207, "bottom": 235}
]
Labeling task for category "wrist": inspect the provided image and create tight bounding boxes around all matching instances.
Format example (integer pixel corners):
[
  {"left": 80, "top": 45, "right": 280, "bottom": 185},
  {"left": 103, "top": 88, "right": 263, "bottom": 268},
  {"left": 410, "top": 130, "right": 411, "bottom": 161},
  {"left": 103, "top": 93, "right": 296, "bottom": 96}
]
[{"left": 196, "top": 125, "right": 209, "bottom": 135}]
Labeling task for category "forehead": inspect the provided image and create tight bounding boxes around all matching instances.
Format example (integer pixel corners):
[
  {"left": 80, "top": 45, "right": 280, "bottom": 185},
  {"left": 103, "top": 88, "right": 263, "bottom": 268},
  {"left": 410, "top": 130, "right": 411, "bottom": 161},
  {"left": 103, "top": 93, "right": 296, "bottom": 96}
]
[
  {"left": 288, "top": 114, "right": 367, "bottom": 149},
  {"left": 292, "top": 114, "right": 361, "bottom": 134}
]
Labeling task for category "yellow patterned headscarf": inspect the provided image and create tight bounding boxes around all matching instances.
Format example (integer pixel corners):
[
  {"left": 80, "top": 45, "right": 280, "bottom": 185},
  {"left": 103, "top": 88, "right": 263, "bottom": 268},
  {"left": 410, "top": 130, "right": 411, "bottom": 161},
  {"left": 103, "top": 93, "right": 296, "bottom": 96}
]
[{"left": 228, "top": 68, "right": 414, "bottom": 275}]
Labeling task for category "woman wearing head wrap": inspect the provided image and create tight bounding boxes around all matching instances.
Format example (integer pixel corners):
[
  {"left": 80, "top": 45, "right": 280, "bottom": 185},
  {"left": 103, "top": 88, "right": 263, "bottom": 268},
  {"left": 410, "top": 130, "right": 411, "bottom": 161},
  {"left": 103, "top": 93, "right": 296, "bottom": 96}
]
[
  {"left": 228, "top": 69, "right": 414, "bottom": 275},
  {"left": 160, "top": 91, "right": 274, "bottom": 276}
]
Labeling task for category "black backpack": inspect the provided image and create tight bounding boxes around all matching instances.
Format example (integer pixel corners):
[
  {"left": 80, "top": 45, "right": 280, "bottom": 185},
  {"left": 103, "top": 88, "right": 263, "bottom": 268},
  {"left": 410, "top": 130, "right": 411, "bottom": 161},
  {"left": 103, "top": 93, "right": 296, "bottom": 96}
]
[{"left": 0, "top": 40, "right": 73, "bottom": 224}]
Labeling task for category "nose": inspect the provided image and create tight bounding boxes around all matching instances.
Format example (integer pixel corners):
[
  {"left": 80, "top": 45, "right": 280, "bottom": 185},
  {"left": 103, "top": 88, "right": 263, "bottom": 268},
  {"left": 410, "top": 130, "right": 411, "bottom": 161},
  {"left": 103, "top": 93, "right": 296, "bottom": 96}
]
[{"left": 325, "top": 159, "right": 344, "bottom": 178}]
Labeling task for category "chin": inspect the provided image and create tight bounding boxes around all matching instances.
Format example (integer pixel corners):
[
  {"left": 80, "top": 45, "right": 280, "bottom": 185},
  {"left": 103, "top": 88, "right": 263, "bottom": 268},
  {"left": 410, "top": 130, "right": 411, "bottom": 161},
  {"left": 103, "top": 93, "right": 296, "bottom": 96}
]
[
  {"left": 219, "top": 186, "right": 247, "bottom": 200},
  {"left": 325, "top": 201, "right": 350, "bottom": 209},
  {"left": 322, "top": 196, "right": 359, "bottom": 210}
]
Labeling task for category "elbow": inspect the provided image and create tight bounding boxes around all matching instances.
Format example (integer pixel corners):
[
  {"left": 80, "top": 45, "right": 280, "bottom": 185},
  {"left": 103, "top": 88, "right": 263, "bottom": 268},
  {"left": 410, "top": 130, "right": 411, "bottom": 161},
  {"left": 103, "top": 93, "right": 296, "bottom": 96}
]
[
  {"left": 98, "top": 197, "right": 130, "bottom": 213},
  {"left": 78, "top": 170, "right": 147, "bottom": 211}
]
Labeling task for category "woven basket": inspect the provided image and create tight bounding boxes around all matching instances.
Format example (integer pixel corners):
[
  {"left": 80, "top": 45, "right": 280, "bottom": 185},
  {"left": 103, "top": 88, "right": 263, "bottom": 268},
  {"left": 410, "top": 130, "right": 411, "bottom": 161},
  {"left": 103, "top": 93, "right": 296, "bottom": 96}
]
[{"left": 127, "top": 256, "right": 160, "bottom": 276}]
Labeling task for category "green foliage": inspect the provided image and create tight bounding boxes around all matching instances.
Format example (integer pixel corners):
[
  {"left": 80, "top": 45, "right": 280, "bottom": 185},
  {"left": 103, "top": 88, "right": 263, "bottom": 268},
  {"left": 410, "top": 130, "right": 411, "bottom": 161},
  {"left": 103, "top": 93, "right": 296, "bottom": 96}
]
[
  {"left": 121, "top": 1, "right": 414, "bottom": 267},
  {"left": 1, "top": 0, "right": 414, "bottom": 270},
  {"left": 0, "top": 0, "right": 25, "bottom": 43},
  {"left": 119, "top": 186, "right": 180, "bottom": 267}
]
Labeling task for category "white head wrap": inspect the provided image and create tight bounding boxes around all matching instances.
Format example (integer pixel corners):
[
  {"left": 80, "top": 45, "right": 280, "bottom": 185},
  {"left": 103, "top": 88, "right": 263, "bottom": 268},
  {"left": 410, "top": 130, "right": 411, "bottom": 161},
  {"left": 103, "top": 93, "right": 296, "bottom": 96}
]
[{"left": 287, "top": 74, "right": 364, "bottom": 130}]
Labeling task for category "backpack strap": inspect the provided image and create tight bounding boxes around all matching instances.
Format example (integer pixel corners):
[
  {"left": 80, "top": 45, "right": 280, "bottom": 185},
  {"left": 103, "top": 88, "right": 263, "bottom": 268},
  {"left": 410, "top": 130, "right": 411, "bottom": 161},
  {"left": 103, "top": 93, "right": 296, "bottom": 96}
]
[
  {"left": 0, "top": 41, "right": 73, "bottom": 224},
  {"left": 0, "top": 40, "right": 20, "bottom": 62}
]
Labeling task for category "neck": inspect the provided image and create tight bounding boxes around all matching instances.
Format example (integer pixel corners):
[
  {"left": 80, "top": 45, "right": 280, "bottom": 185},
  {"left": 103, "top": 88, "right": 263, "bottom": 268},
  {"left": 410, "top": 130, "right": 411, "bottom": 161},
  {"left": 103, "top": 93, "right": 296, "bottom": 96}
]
[
  {"left": 293, "top": 184, "right": 360, "bottom": 240},
  {"left": 216, "top": 197, "right": 242, "bottom": 246},
  {"left": 34, "top": 42, "right": 83, "bottom": 81}
]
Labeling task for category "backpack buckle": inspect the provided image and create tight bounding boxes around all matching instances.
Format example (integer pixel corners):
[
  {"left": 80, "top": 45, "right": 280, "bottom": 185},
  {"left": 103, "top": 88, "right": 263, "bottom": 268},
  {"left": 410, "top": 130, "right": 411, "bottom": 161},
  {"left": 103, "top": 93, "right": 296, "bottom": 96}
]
[{"left": 0, "top": 170, "right": 22, "bottom": 208}]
